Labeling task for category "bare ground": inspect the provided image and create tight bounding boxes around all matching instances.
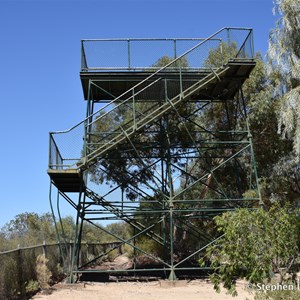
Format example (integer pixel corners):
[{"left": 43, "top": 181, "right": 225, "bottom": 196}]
[{"left": 31, "top": 279, "right": 254, "bottom": 300}]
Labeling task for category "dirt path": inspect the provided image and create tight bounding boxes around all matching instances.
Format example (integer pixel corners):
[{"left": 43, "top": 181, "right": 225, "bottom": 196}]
[{"left": 31, "top": 279, "right": 254, "bottom": 300}]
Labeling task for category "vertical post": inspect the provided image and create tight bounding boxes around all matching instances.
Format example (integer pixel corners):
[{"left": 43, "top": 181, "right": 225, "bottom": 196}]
[
  {"left": 250, "top": 29, "right": 254, "bottom": 58},
  {"left": 173, "top": 39, "right": 177, "bottom": 60},
  {"left": 160, "top": 103, "right": 167, "bottom": 276},
  {"left": 168, "top": 206, "right": 176, "bottom": 281},
  {"left": 133, "top": 227, "right": 136, "bottom": 277},
  {"left": 240, "top": 84, "right": 261, "bottom": 204},
  {"left": 86, "top": 243, "right": 89, "bottom": 262},
  {"left": 43, "top": 240, "right": 46, "bottom": 258},
  {"left": 227, "top": 28, "right": 231, "bottom": 46},
  {"left": 49, "top": 184, "right": 66, "bottom": 272},
  {"left": 69, "top": 240, "right": 73, "bottom": 275},
  {"left": 118, "top": 244, "right": 123, "bottom": 255},
  {"left": 81, "top": 40, "right": 87, "bottom": 71},
  {"left": 83, "top": 80, "right": 92, "bottom": 163},
  {"left": 16, "top": 245, "right": 25, "bottom": 298},
  {"left": 76, "top": 199, "right": 86, "bottom": 269},
  {"left": 70, "top": 179, "right": 85, "bottom": 283},
  {"left": 246, "top": 118, "right": 263, "bottom": 206},
  {"left": 121, "top": 186, "right": 124, "bottom": 210},
  {"left": 127, "top": 39, "right": 131, "bottom": 70},
  {"left": 49, "top": 133, "right": 52, "bottom": 169},
  {"left": 78, "top": 246, "right": 82, "bottom": 268},
  {"left": 166, "top": 123, "right": 176, "bottom": 281}
]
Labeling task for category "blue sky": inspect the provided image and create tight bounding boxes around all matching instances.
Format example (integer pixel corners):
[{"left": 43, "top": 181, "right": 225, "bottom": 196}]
[{"left": 0, "top": 0, "right": 276, "bottom": 227}]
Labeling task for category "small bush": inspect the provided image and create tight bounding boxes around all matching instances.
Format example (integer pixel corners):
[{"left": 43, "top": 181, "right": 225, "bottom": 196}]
[
  {"left": 36, "top": 254, "right": 52, "bottom": 290},
  {"left": 25, "top": 280, "right": 39, "bottom": 295}
]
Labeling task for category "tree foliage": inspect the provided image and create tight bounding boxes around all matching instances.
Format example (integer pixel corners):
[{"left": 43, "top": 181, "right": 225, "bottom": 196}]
[
  {"left": 268, "top": 0, "right": 300, "bottom": 159},
  {"left": 205, "top": 41, "right": 238, "bottom": 68},
  {"left": 0, "top": 212, "right": 56, "bottom": 250},
  {"left": 0, "top": 213, "right": 129, "bottom": 251},
  {"left": 201, "top": 204, "right": 300, "bottom": 295},
  {"left": 151, "top": 55, "right": 189, "bottom": 69}
]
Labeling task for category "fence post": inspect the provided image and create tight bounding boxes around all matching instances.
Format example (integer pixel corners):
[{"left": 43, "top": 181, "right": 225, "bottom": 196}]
[
  {"left": 16, "top": 245, "right": 25, "bottom": 298},
  {"left": 43, "top": 240, "right": 46, "bottom": 258},
  {"left": 69, "top": 240, "right": 73, "bottom": 274},
  {"left": 86, "top": 243, "right": 89, "bottom": 261},
  {"left": 118, "top": 243, "right": 123, "bottom": 255}
]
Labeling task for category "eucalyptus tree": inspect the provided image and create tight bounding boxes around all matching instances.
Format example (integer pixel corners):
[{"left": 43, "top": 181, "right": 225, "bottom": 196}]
[
  {"left": 268, "top": 0, "right": 300, "bottom": 159},
  {"left": 265, "top": 0, "right": 300, "bottom": 205}
]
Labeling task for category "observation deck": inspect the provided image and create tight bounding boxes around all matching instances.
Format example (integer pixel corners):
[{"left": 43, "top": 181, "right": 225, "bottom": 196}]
[{"left": 80, "top": 30, "right": 255, "bottom": 102}]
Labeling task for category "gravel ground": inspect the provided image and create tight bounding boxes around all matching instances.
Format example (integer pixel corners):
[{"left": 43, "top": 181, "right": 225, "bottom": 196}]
[{"left": 31, "top": 279, "right": 254, "bottom": 300}]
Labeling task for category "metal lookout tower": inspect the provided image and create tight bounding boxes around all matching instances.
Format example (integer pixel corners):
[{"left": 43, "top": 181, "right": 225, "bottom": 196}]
[{"left": 48, "top": 27, "right": 261, "bottom": 282}]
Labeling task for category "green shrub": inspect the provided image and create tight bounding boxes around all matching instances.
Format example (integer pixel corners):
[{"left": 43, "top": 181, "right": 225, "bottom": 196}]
[
  {"left": 201, "top": 203, "right": 300, "bottom": 296},
  {"left": 25, "top": 280, "right": 39, "bottom": 294}
]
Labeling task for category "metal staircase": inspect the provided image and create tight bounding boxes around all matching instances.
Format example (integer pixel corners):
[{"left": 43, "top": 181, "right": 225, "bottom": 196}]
[
  {"left": 82, "top": 65, "right": 232, "bottom": 169},
  {"left": 85, "top": 188, "right": 165, "bottom": 245}
]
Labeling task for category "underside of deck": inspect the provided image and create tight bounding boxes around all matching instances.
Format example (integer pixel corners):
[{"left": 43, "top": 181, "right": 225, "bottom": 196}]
[
  {"left": 48, "top": 169, "right": 85, "bottom": 193},
  {"left": 80, "top": 59, "right": 255, "bottom": 102}
]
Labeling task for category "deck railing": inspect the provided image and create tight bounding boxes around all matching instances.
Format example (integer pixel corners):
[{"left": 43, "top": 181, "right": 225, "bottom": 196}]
[{"left": 81, "top": 27, "right": 253, "bottom": 71}]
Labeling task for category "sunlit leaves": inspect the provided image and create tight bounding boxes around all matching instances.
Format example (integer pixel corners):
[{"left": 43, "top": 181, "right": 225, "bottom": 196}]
[
  {"left": 201, "top": 204, "right": 300, "bottom": 295},
  {"left": 268, "top": 0, "right": 300, "bottom": 160}
]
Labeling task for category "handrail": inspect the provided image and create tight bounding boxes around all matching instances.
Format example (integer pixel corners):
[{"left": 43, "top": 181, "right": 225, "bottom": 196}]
[
  {"left": 0, "top": 241, "right": 122, "bottom": 255},
  {"left": 81, "top": 37, "right": 219, "bottom": 71},
  {"left": 81, "top": 27, "right": 253, "bottom": 71}
]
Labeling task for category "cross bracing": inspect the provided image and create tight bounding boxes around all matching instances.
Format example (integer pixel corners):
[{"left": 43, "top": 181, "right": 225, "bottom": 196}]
[{"left": 48, "top": 27, "right": 261, "bottom": 282}]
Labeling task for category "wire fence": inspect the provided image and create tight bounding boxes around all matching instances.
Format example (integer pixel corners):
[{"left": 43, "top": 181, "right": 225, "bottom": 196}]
[{"left": 0, "top": 241, "right": 122, "bottom": 300}]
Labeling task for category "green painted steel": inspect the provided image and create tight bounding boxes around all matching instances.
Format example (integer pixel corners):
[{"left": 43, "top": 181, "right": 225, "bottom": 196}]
[{"left": 48, "top": 27, "right": 261, "bottom": 282}]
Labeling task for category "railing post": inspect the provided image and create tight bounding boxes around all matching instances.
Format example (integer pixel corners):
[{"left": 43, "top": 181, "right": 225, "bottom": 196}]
[
  {"left": 250, "top": 29, "right": 254, "bottom": 58},
  {"left": 173, "top": 39, "right": 177, "bottom": 59},
  {"left": 127, "top": 39, "right": 131, "bottom": 70},
  {"left": 49, "top": 133, "right": 52, "bottom": 169},
  {"left": 81, "top": 40, "right": 87, "bottom": 71}
]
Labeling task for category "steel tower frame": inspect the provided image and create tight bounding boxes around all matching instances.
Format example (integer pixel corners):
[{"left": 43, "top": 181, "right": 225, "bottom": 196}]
[{"left": 48, "top": 27, "right": 261, "bottom": 282}]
